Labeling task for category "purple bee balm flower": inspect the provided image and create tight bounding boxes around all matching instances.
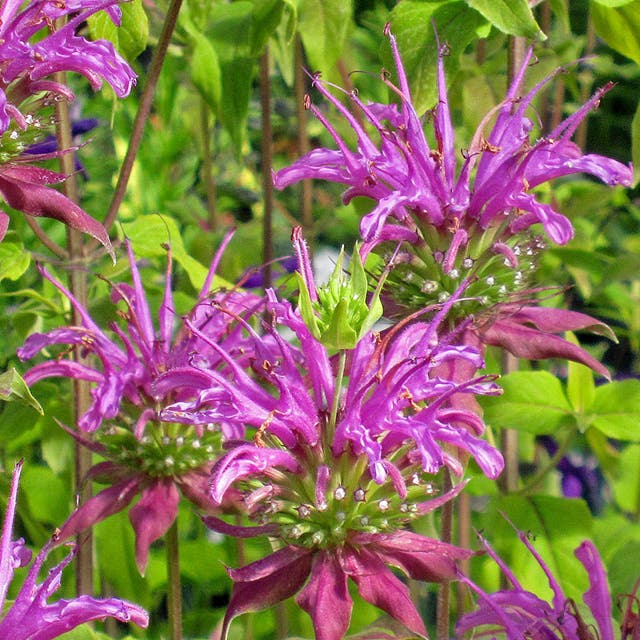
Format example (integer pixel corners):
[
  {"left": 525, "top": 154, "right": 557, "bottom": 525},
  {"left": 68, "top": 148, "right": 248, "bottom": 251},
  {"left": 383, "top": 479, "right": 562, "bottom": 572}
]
[
  {"left": 274, "top": 26, "right": 630, "bottom": 377},
  {"left": 456, "top": 525, "right": 616, "bottom": 640},
  {"left": 0, "top": 460, "right": 148, "bottom": 638},
  {"left": 161, "top": 233, "right": 503, "bottom": 638},
  {"left": 18, "top": 234, "right": 264, "bottom": 572}
]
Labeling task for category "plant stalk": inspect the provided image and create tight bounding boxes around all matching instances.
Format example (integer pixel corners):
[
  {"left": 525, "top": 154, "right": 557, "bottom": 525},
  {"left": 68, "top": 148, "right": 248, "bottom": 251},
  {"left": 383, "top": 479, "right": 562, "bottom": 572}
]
[
  {"left": 53, "top": 58, "right": 94, "bottom": 597},
  {"left": 102, "top": 0, "right": 184, "bottom": 233},
  {"left": 166, "top": 519, "right": 183, "bottom": 640},
  {"left": 436, "top": 470, "right": 454, "bottom": 639},
  {"left": 260, "top": 46, "right": 274, "bottom": 292}
]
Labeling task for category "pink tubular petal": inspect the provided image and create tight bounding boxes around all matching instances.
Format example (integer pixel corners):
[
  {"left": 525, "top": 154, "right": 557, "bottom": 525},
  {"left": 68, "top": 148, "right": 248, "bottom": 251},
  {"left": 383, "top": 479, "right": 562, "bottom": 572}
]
[
  {"left": 202, "top": 516, "right": 278, "bottom": 539},
  {"left": 221, "top": 548, "right": 313, "bottom": 640},
  {"left": 209, "top": 445, "right": 301, "bottom": 504},
  {"left": 296, "top": 551, "right": 353, "bottom": 640},
  {"left": 575, "top": 541, "right": 614, "bottom": 640},
  {"left": 0, "top": 460, "right": 24, "bottom": 612},
  {"left": 129, "top": 479, "right": 180, "bottom": 575}
]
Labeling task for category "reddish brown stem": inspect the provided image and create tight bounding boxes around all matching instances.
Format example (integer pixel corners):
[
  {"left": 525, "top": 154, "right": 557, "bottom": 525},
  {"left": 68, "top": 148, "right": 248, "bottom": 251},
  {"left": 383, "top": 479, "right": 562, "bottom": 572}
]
[{"left": 260, "top": 47, "right": 274, "bottom": 292}]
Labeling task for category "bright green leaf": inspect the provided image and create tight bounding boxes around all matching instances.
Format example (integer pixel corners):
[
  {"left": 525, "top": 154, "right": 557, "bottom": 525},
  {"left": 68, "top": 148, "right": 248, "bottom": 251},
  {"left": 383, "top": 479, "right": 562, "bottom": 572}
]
[
  {"left": 612, "top": 443, "right": 640, "bottom": 515},
  {"left": 632, "top": 98, "right": 640, "bottom": 187},
  {"left": 591, "top": 0, "right": 640, "bottom": 65},
  {"left": 389, "top": 1, "right": 487, "bottom": 114},
  {"left": 120, "top": 215, "right": 210, "bottom": 290},
  {"left": 0, "top": 368, "right": 43, "bottom": 414},
  {"left": 88, "top": 0, "right": 149, "bottom": 62},
  {"left": 250, "top": 0, "right": 285, "bottom": 56},
  {"left": 566, "top": 333, "right": 596, "bottom": 413},
  {"left": 589, "top": 379, "right": 640, "bottom": 440},
  {"left": 189, "top": 30, "right": 222, "bottom": 114},
  {"left": 479, "top": 371, "right": 573, "bottom": 435},
  {"left": 298, "top": 0, "right": 353, "bottom": 72},
  {"left": 592, "top": 0, "right": 636, "bottom": 6},
  {"left": 481, "top": 495, "right": 592, "bottom": 602},
  {"left": 464, "top": 0, "right": 543, "bottom": 39},
  {"left": 0, "top": 239, "right": 30, "bottom": 281},
  {"left": 21, "top": 465, "right": 68, "bottom": 526}
]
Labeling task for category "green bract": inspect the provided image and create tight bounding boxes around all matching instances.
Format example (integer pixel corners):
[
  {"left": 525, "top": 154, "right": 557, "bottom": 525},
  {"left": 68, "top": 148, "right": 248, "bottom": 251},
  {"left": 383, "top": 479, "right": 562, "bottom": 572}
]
[{"left": 297, "top": 246, "right": 383, "bottom": 351}]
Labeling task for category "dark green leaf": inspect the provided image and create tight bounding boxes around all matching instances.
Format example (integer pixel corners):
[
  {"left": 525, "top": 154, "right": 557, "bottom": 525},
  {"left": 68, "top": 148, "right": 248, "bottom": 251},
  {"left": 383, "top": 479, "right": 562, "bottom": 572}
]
[
  {"left": 250, "top": 0, "right": 285, "bottom": 56},
  {"left": 189, "top": 31, "right": 222, "bottom": 114},
  {"left": 21, "top": 465, "right": 68, "bottom": 526}
]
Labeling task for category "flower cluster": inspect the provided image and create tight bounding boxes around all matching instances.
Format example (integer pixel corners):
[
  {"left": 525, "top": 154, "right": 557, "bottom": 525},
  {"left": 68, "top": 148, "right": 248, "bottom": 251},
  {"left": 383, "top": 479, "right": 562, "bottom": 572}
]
[
  {"left": 0, "top": 460, "right": 148, "bottom": 638},
  {"left": 157, "top": 229, "right": 504, "bottom": 638},
  {"left": 274, "top": 26, "right": 630, "bottom": 376},
  {"left": 18, "top": 236, "right": 263, "bottom": 572},
  {"left": 0, "top": 0, "right": 136, "bottom": 247}
]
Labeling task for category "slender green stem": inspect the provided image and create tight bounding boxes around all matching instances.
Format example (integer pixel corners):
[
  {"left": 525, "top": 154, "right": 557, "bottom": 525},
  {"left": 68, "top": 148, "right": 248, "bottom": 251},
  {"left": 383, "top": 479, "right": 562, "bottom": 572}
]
[
  {"left": 199, "top": 99, "right": 218, "bottom": 231},
  {"left": 166, "top": 519, "right": 183, "bottom": 640},
  {"left": 102, "top": 0, "right": 184, "bottom": 233},
  {"left": 53, "top": 53, "right": 94, "bottom": 598},
  {"left": 260, "top": 46, "right": 274, "bottom": 292},
  {"left": 436, "top": 470, "right": 453, "bottom": 640},
  {"left": 328, "top": 350, "right": 347, "bottom": 440}
]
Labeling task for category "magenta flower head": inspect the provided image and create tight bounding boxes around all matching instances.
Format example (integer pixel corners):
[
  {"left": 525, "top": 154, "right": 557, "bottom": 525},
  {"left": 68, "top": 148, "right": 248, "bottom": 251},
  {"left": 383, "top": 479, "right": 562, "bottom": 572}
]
[
  {"left": 274, "top": 26, "right": 630, "bottom": 376},
  {"left": 18, "top": 234, "right": 264, "bottom": 572},
  {"left": 0, "top": 0, "right": 136, "bottom": 248},
  {"left": 161, "top": 231, "right": 504, "bottom": 639},
  {"left": 0, "top": 460, "right": 148, "bottom": 638},
  {"left": 456, "top": 523, "right": 618, "bottom": 640}
]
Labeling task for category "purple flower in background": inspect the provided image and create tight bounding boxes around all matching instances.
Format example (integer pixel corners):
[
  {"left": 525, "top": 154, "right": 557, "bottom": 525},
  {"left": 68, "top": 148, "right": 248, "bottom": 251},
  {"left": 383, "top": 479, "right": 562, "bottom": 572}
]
[
  {"left": 160, "top": 232, "right": 503, "bottom": 638},
  {"left": 18, "top": 234, "right": 263, "bottom": 572},
  {"left": 0, "top": 460, "right": 148, "bottom": 638},
  {"left": 456, "top": 526, "right": 616, "bottom": 640},
  {"left": 274, "top": 26, "right": 630, "bottom": 377}
]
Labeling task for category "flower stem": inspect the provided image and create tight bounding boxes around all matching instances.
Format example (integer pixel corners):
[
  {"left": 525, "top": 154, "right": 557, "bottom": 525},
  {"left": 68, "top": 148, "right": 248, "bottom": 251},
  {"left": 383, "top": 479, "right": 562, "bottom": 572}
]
[
  {"left": 102, "top": 0, "right": 184, "bottom": 233},
  {"left": 436, "top": 469, "right": 453, "bottom": 639},
  {"left": 53, "top": 52, "right": 94, "bottom": 598},
  {"left": 199, "top": 99, "right": 217, "bottom": 231},
  {"left": 260, "top": 45, "right": 274, "bottom": 291},
  {"left": 166, "top": 519, "right": 183, "bottom": 640},
  {"left": 328, "top": 350, "right": 347, "bottom": 441}
]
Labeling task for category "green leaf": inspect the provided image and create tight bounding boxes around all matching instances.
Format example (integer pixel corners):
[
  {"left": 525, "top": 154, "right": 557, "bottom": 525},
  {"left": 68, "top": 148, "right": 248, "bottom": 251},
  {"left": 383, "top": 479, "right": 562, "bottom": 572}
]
[
  {"left": 189, "top": 30, "right": 222, "bottom": 114},
  {"left": 590, "top": 0, "right": 640, "bottom": 64},
  {"left": 612, "top": 444, "right": 640, "bottom": 514},
  {"left": 464, "top": 0, "right": 543, "bottom": 39},
  {"left": 298, "top": 0, "right": 353, "bottom": 72},
  {"left": 566, "top": 333, "right": 595, "bottom": 414},
  {"left": 88, "top": 0, "right": 149, "bottom": 62},
  {"left": 589, "top": 379, "right": 640, "bottom": 440},
  {"left": 0, "top": 238, "right": 30, "bottom": 281},
  {"left": 21, "top": 465, "right": 68, "bottom": 526},
  {"left": 632, "top": 98, "right": 640, "bottom": 187},
  {"left": 479, "top": 371, "right": 573, "bottom": 435},
  {"left": 592, "top": 0, "right": 636, "bottom": 6},
  {"left": 0, "top": 368, "right": 43, "bottom": 414},
  {"left": 250, "top": 0, "right": 285, "bottom": 56},
  {"left": 481, "top": 495, "right": 592, "bottom": 602},
  {"left": 389, "top": 1, "right": 488, "bottom": 114},
  {"left": 120, "top": 214, "right": 210, "bottom": 290}
]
